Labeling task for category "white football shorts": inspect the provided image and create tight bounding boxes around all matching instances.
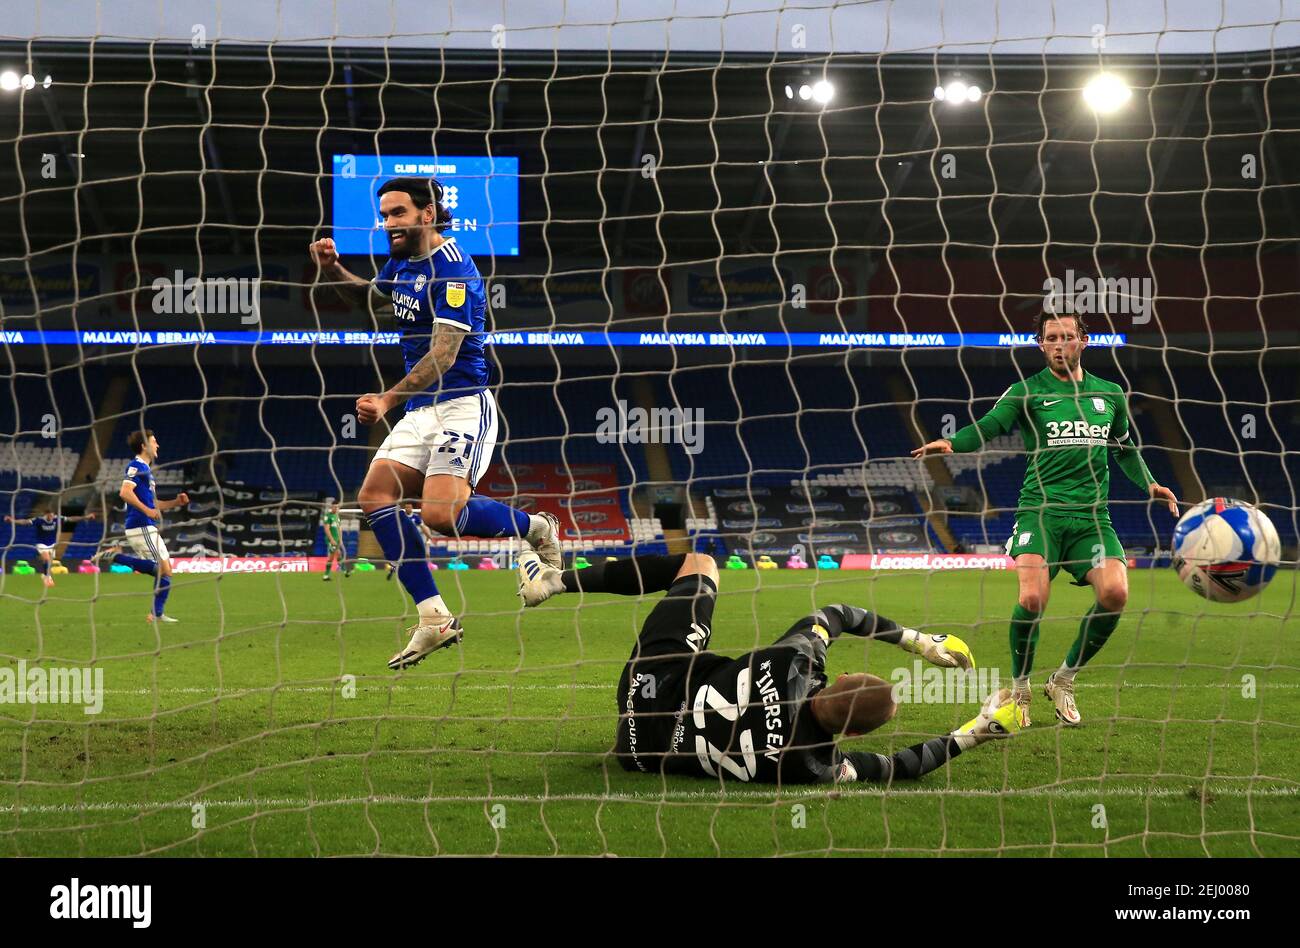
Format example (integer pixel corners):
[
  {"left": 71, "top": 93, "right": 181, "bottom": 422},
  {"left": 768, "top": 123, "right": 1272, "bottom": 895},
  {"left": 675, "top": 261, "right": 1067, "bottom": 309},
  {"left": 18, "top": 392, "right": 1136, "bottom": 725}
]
[
  {"left": 373, "top": 389, "right": 499, "bottom": 486},
  {"left": 124, "top": 525, "right": 171, "bottom": 564},
  {"left": 35, "top": 544, "right": 56, "bottom": 555}
]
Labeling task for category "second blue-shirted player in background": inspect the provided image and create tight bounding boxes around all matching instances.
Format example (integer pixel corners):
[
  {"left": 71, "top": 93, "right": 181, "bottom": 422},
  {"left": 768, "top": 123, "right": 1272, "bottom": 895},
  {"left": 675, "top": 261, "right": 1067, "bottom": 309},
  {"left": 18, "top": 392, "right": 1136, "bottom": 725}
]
[{"left": 310, "top": 176, "right": 561, "bottom": 670}]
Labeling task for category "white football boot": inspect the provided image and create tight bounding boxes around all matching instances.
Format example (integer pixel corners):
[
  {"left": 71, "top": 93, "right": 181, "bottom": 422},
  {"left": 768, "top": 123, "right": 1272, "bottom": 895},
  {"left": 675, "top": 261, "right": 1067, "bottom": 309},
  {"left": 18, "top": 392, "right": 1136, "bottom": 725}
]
[
  {"left": 92, "top": 545, "right": 120, "bottom": 570},
  {"left": 527, "top": 511, "right": 564, "bottom": 569},
  {"left": 516, "top": 551, "right": 565, "bottom": 607},
  {"left": 1043, "top": 672, "right": 1082, "bottom": 726},
  {"left": 147, "top": 613, "right": 179, "bottom": 624},
  {"left": 388, "top": 614, "right": 463, "bottom": 670}
]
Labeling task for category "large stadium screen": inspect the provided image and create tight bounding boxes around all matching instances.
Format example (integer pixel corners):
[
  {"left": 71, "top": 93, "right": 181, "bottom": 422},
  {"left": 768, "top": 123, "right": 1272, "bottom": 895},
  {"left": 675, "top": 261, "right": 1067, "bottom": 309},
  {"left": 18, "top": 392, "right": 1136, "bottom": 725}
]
[{"left": 331, "top": 154, "right": 520, "bottom": 257}]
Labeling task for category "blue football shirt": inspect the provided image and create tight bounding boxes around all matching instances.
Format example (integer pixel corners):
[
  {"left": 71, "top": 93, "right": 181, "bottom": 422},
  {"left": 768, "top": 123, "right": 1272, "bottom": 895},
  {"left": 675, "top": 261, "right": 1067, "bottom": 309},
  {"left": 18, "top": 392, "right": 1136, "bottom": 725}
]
[
  {"left": 122, "top": 458, "right": 158, "bottom": 529},
  {"left": 32, "top": 515, "right": 62, "bottom": 545},
  {"left": 372, "top": 237, "right": 489, "bottom": 410}
]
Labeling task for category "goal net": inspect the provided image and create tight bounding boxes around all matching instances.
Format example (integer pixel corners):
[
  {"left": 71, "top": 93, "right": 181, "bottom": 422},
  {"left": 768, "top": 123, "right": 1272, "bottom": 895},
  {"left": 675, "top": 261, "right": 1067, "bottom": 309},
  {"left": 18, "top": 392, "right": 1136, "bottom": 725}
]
[{"left": 1, "top": 1, "right": 1297, "bottom": 858}]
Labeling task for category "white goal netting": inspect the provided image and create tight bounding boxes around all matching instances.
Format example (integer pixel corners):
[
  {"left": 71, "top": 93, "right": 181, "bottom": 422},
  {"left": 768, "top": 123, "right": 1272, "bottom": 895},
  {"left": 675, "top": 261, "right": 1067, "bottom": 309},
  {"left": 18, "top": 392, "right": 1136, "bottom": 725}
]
[{"left": 0, "top": 2, "right": 1297, "bottom": 857}]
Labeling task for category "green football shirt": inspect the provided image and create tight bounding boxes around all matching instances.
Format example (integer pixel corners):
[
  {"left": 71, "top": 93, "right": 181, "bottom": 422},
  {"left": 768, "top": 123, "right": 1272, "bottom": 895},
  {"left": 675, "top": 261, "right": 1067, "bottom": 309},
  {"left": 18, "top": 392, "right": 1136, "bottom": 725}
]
[
  {"left": 948, "top": 367, "right": 1155, "bottom": 518},
  {"left": 322, "top": 510, "right": 341, "bottom": 542}
]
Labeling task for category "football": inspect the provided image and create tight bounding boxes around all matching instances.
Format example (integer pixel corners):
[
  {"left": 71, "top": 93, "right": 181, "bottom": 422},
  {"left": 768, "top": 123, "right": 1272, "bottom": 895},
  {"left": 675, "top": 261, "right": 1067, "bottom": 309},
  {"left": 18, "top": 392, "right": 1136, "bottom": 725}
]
[{"left": 1171, "top": 498, "right": 1281, "bottom": 602}]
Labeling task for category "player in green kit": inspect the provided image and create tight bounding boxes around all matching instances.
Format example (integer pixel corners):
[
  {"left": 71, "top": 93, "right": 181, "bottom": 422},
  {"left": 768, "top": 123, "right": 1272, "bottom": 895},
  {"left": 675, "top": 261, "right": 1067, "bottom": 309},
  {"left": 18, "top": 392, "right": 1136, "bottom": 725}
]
[
  {"left": 322, "top": 499, "right": 351, "bottom": 580},
  {"left": 913, "top": 313, "right": 1179, "bottom": 727}
]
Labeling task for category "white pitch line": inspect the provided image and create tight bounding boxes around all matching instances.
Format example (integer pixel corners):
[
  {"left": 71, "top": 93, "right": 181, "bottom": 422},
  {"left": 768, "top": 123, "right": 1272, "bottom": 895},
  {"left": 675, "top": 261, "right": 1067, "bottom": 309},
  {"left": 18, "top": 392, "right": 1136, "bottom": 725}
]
[
  {"left": 92, "top": 679, "right": 1300, "bottom": 698},
  {"left": 2, "top": 784, "right": 1298, "bottom": 815},
  {"left": 99, "top": 683, "right": 611, "bottom": 696}
]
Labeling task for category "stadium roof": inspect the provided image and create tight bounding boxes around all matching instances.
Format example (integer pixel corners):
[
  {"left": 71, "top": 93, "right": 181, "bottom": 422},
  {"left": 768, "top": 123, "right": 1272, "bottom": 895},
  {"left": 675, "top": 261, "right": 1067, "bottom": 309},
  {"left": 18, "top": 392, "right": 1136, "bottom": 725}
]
[
  {"left": 0, "top": 3, "right": 1297, "bottom": 265},
  {"left": 5, "top": 0, "right": 1299, "bottom": 54}
]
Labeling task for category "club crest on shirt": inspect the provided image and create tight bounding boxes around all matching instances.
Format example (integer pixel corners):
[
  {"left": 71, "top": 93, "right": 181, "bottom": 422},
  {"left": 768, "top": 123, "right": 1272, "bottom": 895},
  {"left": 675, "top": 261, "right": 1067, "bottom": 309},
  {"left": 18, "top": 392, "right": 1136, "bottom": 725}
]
[
  {"left": 446, "top": 282, "right": 466, "bottom": 308},
  {"left": 413, "top": 273, "right": 427, "bottom": 293},
  {"left": 1092, "top": 397, "right": 1107, "bottom": 414}
]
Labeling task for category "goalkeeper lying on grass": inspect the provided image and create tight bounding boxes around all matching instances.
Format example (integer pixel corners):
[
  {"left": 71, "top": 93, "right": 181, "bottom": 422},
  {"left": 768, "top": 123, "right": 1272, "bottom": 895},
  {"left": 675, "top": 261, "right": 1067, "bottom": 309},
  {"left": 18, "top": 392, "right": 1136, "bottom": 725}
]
[{"left": 517, "top": 551, "right": 1019, "bottom": 785}]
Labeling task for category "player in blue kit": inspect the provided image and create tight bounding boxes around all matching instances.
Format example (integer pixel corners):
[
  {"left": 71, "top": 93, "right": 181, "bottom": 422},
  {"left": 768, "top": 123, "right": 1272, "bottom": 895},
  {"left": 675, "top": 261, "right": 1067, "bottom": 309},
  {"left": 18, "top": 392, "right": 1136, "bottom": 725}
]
[
  {"left": 5, "top": 508, "right": 97, "bottom": 587},
  {"left": 309, "top": 176, "right": 561, "bottom": 670},
  {"left": 385, "top": 502, "right": 437, "bottom": 581},
  {"left": 94, "top": 429, "right": 190, "bottom": 623}
]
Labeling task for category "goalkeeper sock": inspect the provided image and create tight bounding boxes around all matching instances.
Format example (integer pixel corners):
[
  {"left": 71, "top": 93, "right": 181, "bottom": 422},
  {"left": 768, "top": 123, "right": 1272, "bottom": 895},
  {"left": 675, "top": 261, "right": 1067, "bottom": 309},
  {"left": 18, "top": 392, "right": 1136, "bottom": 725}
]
[
  {"left": 153, "top": 575, "right": 171, "bottom": 617},
  {"left": 1009, "top": 604, "right": 1043, "bottom": 679},
  {"left": 454, "top": 496, "right": 531, "bottom": 539},
  {"left": 115, "top": 555, "right": 157, "bottom": 576},
  {"left": 366, "top": 505, "right": 444, "bottom": 617},
  {"left": 1063, "top": 603, "right": 1122, "bottom": 674},
  {"left": 562, "top": 553, "right": 687, "bottom": 595}
]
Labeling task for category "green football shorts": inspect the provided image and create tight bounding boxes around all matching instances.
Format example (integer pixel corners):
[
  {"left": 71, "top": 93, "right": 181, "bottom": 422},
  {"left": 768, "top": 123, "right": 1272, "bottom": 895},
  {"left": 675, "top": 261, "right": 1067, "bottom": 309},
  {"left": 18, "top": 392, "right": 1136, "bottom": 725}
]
[{"left": 1004, "top": 510, "right": 1125, "bottom": 585}]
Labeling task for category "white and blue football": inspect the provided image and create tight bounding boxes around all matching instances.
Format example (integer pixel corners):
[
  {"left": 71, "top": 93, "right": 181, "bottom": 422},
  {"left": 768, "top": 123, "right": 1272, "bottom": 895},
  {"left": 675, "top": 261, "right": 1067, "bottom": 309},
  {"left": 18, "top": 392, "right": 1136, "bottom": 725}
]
[{"left": 1171, "top": 498, "right": 1281, "bottom": 603}]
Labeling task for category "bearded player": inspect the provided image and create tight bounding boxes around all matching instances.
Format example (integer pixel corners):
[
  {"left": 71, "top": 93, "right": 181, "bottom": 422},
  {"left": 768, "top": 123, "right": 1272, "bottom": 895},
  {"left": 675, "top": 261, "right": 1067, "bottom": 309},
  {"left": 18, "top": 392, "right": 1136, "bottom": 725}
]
[
  {"left": 912, "top": 313, "right": 1179, "bottom": 727},
  {"left": 309, "top": 176, "right": 561, "bottom": 669},
  {"left": 517, "top": 552, "right": 1020, "bottom": 784}
]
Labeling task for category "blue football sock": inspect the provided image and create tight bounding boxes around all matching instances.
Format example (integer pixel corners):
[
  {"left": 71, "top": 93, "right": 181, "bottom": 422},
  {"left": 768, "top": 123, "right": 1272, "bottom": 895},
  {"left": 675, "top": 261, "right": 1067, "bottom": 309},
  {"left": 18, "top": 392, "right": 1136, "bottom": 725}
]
[
  {"left": 37, "top": 559, "right": 49, "bottom": 575},
  {"left": 455, "top": 496, "right": 531, "bottom": 539},
  {"left": 115, "top": 554, "right": 157, "bottom": 576},
  {"left": 154, "top": 575, "right": 171, "bottom": 617},
  {"left": 366, "top": 505, "right": 439, "bottom": 605}
]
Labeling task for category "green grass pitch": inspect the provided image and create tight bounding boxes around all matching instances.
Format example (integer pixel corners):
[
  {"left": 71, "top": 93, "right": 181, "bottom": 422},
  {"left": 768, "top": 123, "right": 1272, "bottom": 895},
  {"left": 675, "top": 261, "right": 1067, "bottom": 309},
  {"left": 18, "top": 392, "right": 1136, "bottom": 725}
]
[{"left": 2, "top": 566, "right": 1296, "bottom": 856}]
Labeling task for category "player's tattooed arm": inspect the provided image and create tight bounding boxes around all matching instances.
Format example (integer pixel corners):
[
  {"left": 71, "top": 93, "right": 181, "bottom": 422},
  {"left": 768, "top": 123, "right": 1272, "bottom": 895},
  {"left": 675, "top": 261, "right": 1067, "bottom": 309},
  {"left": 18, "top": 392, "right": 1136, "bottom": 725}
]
[
  {"left": 357, "top": 324, "right": 467, "bottom": 424},
  {"left": 308, "top": 238, "right": 393, "bottom": 316},
  {"left": 389, "top": 323, "right": 465, "bottom": 399}
]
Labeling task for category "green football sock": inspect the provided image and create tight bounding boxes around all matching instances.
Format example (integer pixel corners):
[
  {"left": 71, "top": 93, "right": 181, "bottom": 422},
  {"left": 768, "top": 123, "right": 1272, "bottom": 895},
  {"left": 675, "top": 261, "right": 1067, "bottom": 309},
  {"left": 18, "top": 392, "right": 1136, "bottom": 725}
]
[
  {"left": 1064, "top": 603, "right": 1122, "bottom": 672},
  {"left": 1009, "top": 604, "right": 1043, "bottom": 679}
]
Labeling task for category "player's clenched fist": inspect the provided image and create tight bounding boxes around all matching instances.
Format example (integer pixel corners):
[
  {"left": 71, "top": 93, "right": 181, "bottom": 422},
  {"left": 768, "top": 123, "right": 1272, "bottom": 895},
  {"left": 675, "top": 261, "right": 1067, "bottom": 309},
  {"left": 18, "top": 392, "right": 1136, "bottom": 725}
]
[
  {"left": 356, "top": 393, "right": 390, "bottom": 425},
  {"left": 309, "top": 237, "right": 340, "bottom": 269}
]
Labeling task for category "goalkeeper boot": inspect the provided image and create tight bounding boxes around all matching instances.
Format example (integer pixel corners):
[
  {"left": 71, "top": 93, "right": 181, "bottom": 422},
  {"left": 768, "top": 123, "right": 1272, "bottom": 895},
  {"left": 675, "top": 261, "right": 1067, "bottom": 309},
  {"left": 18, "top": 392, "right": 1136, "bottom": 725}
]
[
  {"left": 953, "top": 688, "right": 1022, "bottom": 744},
  {"left": 1043, "top": 672, "right": 1082, "bottom": 726},
  {"left": 516, "top": 552, "right": 564, "bottom": 607},
  {"left": 388, "top": 615, "right": 463, "bottom": 670},
  {"left": 902, "top": 630, "right": 974, "bottom": 669},
  {"left": 1010, "top": 681, "right": 1032, "bottom": 728},
  {"left": 527, "top": 511, "right": 564, "bottom": 569}
]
